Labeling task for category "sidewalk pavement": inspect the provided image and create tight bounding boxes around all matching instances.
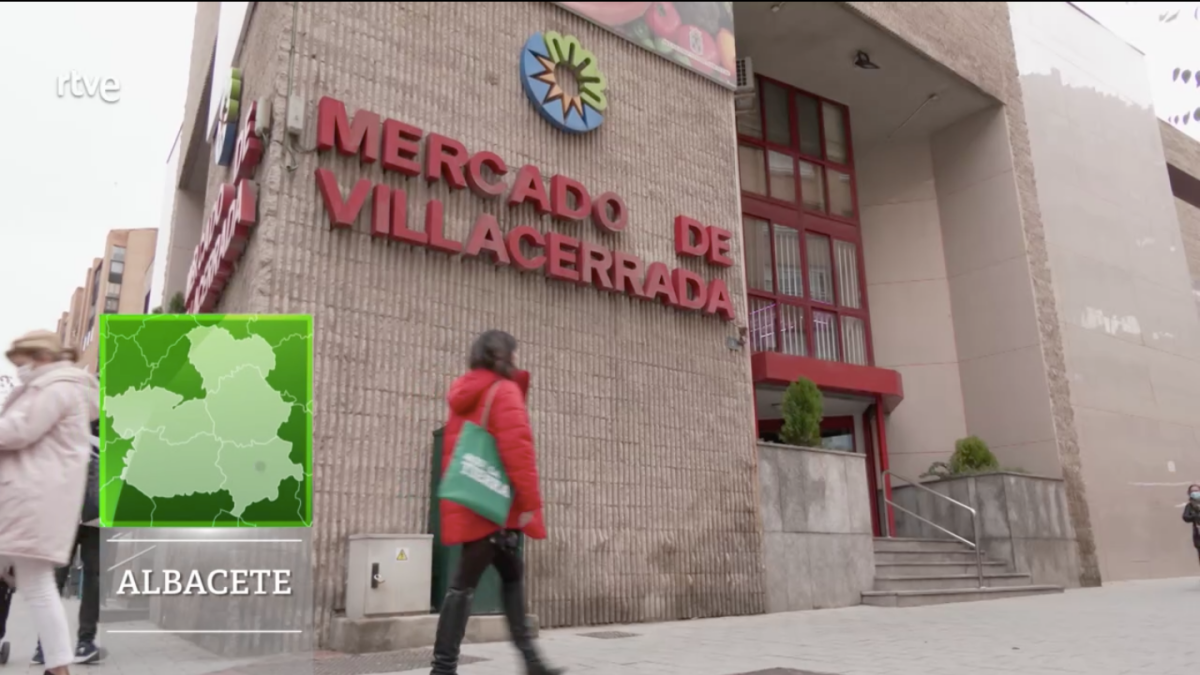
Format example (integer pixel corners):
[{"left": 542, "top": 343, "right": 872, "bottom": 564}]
[{"left": 5, "top": 577, "right": 1199, "bottom": 674}]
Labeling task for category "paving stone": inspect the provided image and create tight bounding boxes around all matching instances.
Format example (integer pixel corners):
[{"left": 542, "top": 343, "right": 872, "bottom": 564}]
[
  {"left": 579, "top": 631, "right": 641, "bottom": 640},
  {"left": 6, "top": 579, "right": 1199, "bottom": 674},
  {"left": 726, "top": 670, "right": 839, "bottom": 675}
]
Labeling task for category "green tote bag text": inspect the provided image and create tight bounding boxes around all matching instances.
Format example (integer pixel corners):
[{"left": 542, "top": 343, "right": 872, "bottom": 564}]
[{"left": 438, "top": 382, "right": 514, "bottom": 526}]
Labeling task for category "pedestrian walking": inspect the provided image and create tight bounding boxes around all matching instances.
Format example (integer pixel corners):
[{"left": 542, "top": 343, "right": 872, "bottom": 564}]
[
  {"left": 32, "top": 410, "right": 104, "bottom": 666},
  {"left": 1182, "top": 484, "right": 1200, "bottom": 567},
  {"left": 0, "top": 567, "right": 12, "bottom": 663},
  {"left": 0, "top": 330, "right": 97, "bottom": 675},
  {"left": 430, "top": 330, "right": 562, "bottom": 675}
]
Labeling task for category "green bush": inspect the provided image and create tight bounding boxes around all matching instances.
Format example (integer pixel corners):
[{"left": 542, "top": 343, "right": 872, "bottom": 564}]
[
  {"left": 923, "top": 436, "right": 1002, "bottom": 479},
  {"left": 950, "top": 436, "right": 999, "bottom": 474},
  {"left": 167, "top": 292, "right": 187, "bottom": 314},
  {"left": 780, "top": 377, "right": 823, "bottom": 447}
]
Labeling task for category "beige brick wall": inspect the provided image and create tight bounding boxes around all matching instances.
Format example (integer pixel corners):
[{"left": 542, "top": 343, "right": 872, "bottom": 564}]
[
  {"left": 846, "top": 1, "right": 1100, "bottom": 586},
  {"left": 209, "top": 1, "right": 764, "bottom": 640}
]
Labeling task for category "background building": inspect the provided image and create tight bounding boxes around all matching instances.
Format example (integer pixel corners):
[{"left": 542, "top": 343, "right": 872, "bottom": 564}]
[
  {"left": 164, "top": 0, "right": 1200, "bottom": 645},
  {"left": 58, "top": 228, "right": 158, "bottom": 372},
  {"left": 150, "top": 126, "right": 185, "bottom": 313}
]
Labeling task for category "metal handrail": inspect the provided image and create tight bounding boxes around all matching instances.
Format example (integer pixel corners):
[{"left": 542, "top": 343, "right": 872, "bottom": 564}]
[{"left": 881, "top": 470, "right": 986, "bottom": 588}]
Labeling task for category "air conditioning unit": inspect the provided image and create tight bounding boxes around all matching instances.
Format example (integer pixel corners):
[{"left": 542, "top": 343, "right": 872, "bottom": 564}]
[{"left": 734, "top": 56, "right": 756, "bottom": 115}]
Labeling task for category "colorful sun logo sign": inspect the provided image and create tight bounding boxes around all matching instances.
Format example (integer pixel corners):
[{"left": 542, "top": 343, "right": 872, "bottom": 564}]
[{"left": 520, "top": 31, "right": 608, "bottom": 134}]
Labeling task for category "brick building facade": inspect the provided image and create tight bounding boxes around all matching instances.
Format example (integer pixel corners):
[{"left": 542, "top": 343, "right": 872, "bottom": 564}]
[{"left": 162, "top": 1, "right": 1200, "bottom": 645}]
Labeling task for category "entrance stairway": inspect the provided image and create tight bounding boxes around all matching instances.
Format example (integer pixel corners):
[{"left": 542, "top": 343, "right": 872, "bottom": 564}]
[{"left": 862, "top": 537, "right": 1064, "bottom": 607}]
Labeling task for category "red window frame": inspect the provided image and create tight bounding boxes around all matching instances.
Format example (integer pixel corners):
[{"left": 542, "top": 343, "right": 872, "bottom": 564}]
[{"left": 739, "top": 74, "right": 874, "bottom": 367}]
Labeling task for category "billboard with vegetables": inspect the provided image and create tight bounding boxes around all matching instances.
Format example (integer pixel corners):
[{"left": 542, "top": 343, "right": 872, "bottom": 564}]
[{"left": 554, "top": 2, "right": 737, "bottom": 90}]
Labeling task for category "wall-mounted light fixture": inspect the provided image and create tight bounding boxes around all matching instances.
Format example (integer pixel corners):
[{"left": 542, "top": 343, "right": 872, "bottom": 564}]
[
  {"left": 853, "top": 50, "right": 881, "bottom": 70},
  {"left": 771, "top": 3, "right": 786, "bottom": 13}
]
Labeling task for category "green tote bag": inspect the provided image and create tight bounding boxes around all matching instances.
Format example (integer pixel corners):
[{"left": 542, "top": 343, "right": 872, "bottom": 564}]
[{"left": 438, "top": 382, "right": 514, "bottom": 525}]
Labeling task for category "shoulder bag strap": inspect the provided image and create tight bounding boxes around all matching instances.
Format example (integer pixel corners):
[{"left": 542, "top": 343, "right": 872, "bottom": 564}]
[{"left": 479, "top": 381, "right": 503, "bottom": 433}]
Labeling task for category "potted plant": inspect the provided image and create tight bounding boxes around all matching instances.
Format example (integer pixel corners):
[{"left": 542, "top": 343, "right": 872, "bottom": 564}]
[
  {"left": 921, "top": 435, "right": 1025, "bottom": 479},
  {"left": 779, "top": 377, "right": 823, "bottom": 448}
]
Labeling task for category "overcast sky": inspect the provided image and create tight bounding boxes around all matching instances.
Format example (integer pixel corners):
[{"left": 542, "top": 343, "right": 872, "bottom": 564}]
[
  {"left": 0, "top": 2, "right": 1195, "bottom": 380},
  {"left": 0, "top": 2, "right": 195, "bottom": 376},
  {"left": 1075, "top": 1, "right": 1200, "bottom": 140}
]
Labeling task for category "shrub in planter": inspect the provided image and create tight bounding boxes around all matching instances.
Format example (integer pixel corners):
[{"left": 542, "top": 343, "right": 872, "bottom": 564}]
[
  {"left": 922, "top": 435, "right": 1002, "bottom": 479},
  {"left": 951, "top": 435, "right": 998, "bottom": 474},
  {"left": 780, "top": 377, "right": 823, "bottom": 447}
]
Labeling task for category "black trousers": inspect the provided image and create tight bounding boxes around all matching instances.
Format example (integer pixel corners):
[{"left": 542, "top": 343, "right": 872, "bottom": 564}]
[
  {"left": 450, "top": 530, "right": 524, "bottom": 591},
  {"left": 0, "top": 576, "right": 11, "bottom": 641},
  {"left": 54, "top": 525, "right": 100, "bottom": 643}
]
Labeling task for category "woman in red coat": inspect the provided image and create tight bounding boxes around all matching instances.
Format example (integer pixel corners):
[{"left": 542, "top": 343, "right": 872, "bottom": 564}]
[{"left": 431, "top": 330, "right": 562, "bottom": 675}]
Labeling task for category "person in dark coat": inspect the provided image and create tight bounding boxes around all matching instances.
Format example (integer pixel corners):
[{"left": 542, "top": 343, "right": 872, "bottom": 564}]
[
  {"left": 0, "top": 567, "right": 11, "bottom": 663},
  {"left": 1182, "top": 484, "right": 1200, "bottom": 566},
  {"left": 430, "top": 330, "right": 560, "bottom": 675}
]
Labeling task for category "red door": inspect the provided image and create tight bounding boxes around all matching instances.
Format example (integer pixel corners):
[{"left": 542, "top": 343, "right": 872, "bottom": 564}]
[{"left": 862, "top": 408, "right": 881, "bottom": 537}]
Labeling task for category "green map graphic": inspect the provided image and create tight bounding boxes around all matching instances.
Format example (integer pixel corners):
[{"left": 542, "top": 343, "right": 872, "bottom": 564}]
[{"left": 99, "top": 314, "right": 313, "bottom": 528}]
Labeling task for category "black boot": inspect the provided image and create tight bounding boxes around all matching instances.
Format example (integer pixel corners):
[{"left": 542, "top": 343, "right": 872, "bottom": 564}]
[
  {"left": 430, "top": 588, "right": 473, "bottom": 674},
  {"left": 501, "top": 582, "right": 564, "bottom": 675}
]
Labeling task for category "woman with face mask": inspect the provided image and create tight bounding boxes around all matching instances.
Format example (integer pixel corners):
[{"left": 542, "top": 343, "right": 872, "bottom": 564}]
[
  {"left": 0, "top": 331, "right": 97, "bottom": 675},
  {"left": 1182, "top": 484, "right": 1200, "bottom": 567}
]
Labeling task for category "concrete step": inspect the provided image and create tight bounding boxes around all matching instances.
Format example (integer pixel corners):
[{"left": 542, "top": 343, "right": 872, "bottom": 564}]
[
  {"left": 97, "top": 598, "right": 150, "bottom": 624},
  {"left": 874, "top": 561, "right": 1009, "bottom": 577},
  {"left": 862, "top": 584, "right": 1064, "bottom": 607},
  {"left": 874, "top": 550, "right": 982, "bottom": 564},
  {"left": 99, "top": 605, "right": 150, "bottom": 623},
  {"left": 873, "top": 573, "right": 1034, "bottom": 592},
  {"left": 873, "top": 537, "right": 973, "bottom": 553}
]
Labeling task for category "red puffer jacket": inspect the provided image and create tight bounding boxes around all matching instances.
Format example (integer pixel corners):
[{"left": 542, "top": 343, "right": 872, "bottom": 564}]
[{"left": 439, "top": 368, "right": 546, "bottom": 546}]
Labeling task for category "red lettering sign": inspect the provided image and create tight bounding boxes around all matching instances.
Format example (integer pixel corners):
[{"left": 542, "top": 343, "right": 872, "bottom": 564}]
[
  {"left": 390, "top": 188, "right": 427, "bottom": 245},
  {"left": 371, "top": 185, "right": 391, "bottom": 239},
  {"left": 381, "top": 119, "right": 422, "bottom": 177},
  {"left": 315, "top": 168, "right": 371, "bottom": 230},
  {"left": 424, "top": 200, "right": 462, "bottom": 255},
  {"left": 508, "top": 165, "right": 551, "bottom": 214},
  {"left": 612, "top": 252, "right": 647, "bottom": 299},
  {"left": 706, "top": 227, "right": 734, "bottom": 267},
  {"left": 215, "top": 181, "right": 258, "bottom": 276},
  {"left": 316, "top": 97, "right": 379, "bottom": 163},
  {"left": 424, "top": 134, "right": 468, "bottom": 189},
  {"left": 672, "top": 268, "right": 707, "bottom": 311},
  {"left": 592, "top": 193, "right": 628, "bottom": 233},
  {"left": 642, "top": 263, "right": 678, "bottom": 307},
  {"left": 231, "top": 102, "right": 264, "bottom": 182},
  {"left": 579, "top": 242, "right": 614, "bottom": 291},
  {"left": 674, "top": 216, "right": 707, "bottom": 257},
  {"left": 545, "top": 233, "right": 582, "bottom": 284},
  {"left": 550, "top": 175, "right": 591, "bottom": 223},
  {"left": 185, "top": 93, "right": 272, "bottom": 313},
  {"left": 463, "top": 213, "right": 510, "bottom": 265},
  {"left": 305, "top": 97, "right": 739, "bottom": 323},
  {"left": 703, "top": 278, "right": 736, "bottom": 320},
  {"left": 506, "top": 226, "right": 546, "bottom": 272},
  {"left": 674, "top": 216, "right": 734, "bottom": 267},
  {"left": 466, "top": 152, "right": 508, "bottom": 198}
]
